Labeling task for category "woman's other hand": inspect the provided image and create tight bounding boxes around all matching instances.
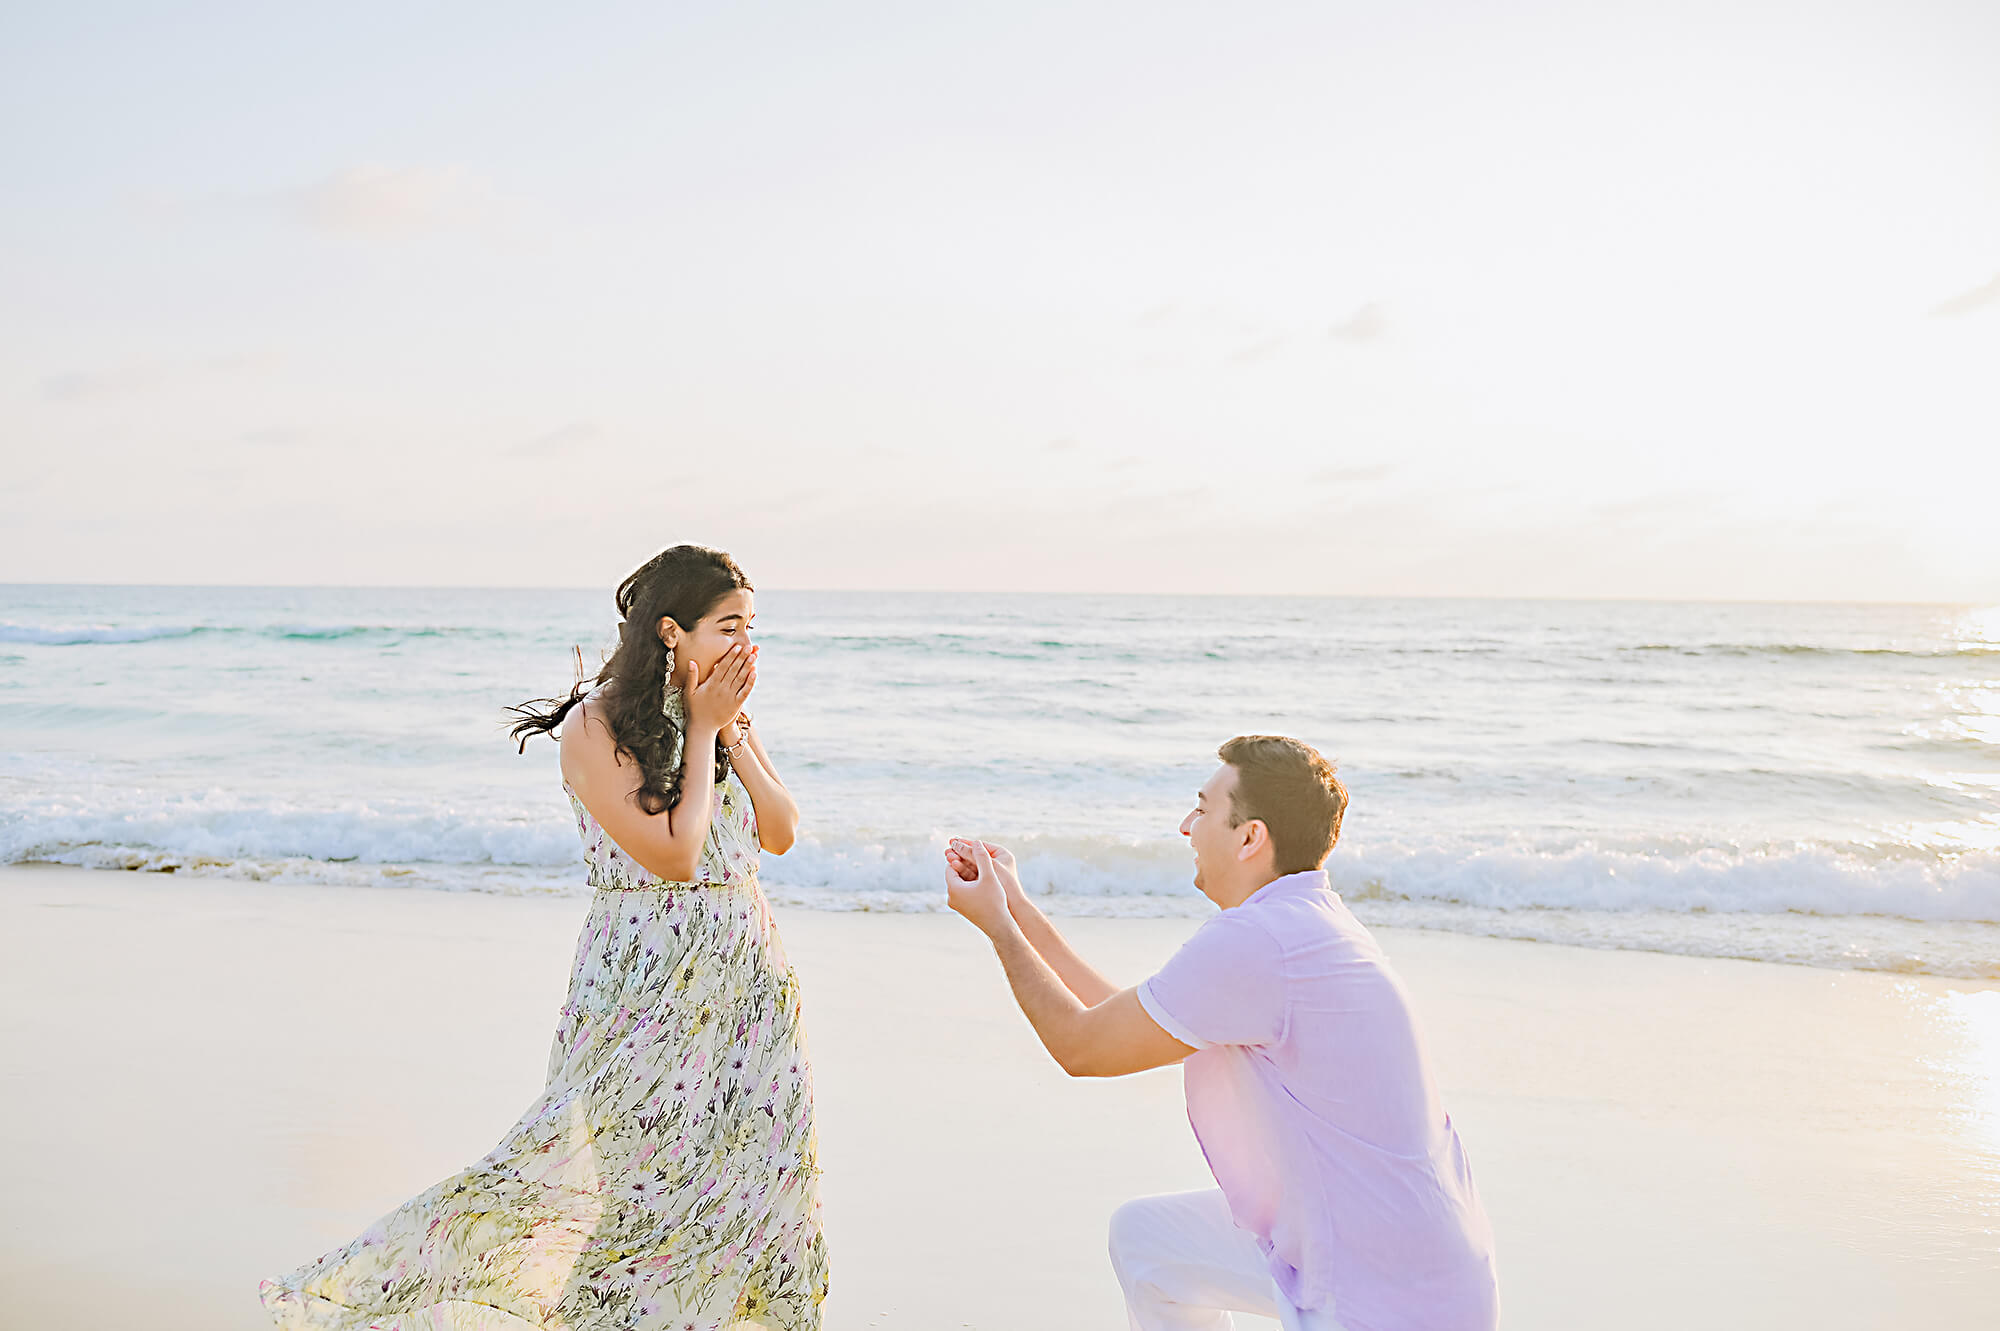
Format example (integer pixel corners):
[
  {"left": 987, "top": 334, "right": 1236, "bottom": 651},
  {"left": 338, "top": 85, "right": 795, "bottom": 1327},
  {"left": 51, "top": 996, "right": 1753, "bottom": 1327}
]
[{"left": 687, "top": 644, "right": 756, "bottom": 733}]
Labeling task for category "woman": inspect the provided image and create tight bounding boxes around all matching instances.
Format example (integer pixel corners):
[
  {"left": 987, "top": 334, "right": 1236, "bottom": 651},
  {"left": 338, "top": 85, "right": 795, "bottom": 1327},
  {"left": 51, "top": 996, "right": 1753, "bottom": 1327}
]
[{"left": 260, "top": 544, "right": 829, "bottom": 1330}]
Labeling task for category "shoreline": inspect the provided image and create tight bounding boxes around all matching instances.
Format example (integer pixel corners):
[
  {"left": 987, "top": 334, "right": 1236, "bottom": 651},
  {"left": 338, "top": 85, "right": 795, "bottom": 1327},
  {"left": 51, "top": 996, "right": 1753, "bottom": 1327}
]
[
  {"left": 12, "top": 853, "right": 1998, "bottom": 982},
  {"left": 3, "top": 862, "right": 1997, "bottom": 1329}
]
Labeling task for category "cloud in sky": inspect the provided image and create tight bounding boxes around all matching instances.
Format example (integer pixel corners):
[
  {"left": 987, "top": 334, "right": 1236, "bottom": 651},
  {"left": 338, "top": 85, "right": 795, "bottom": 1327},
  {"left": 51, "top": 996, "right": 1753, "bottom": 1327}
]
[
  {"left": 1311, "top": 464, "right": 1397, "bottom": 485},
  {"left": 1227, "top": 334, "right": 1292, "bottom": 365},
  {"left": 123, "top": 188, "right": 188, "bottom": 224},
  {"left": 508, "top": 422, "right": 606, "bottom": 458},
  {"left": 1588, "top": 490, "right": 1720, "bottom": 523},
  {"left": 238, "top": 426, "right": 312, "bottom": 446},
  {"left": 39, "top": 365, "right": 161, "bottom": 402},
  {"left": 38, "top": 353, "right": 277, "bottom": 402},
  {"left": 278, "top": 164, "right": 497, "bottom": 235},
  {"left": 1929, "top": 272, "right": 2000, "bottom": 318},
  {"left": 5, "top": 7, "right": 1997, "bottom": 598},
  {"left": 1328, "top": 302, "right": 1387, "bottom": 343},
  {"left": 1221, "top": 302, "right": 1388, "bottom": 363}
]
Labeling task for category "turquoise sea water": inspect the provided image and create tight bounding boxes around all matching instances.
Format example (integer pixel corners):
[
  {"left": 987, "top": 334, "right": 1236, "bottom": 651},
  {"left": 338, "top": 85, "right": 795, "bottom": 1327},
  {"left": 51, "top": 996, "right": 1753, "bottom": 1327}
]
[{"left": 4, "top": 585, "right": 1997, "bottom": 976}]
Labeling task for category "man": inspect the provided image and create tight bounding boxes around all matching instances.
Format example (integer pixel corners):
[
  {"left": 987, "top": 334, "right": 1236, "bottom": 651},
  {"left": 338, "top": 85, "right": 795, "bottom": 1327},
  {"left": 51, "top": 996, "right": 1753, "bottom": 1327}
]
[{"left": 943, "top": 735, "right": 1498, "bottom": 1331}]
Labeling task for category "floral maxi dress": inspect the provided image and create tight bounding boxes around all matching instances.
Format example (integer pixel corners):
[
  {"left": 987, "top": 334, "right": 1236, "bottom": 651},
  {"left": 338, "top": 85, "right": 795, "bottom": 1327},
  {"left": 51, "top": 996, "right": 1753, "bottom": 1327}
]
[{"left": 260, "top": 718, "right": 830, "bottom": 1330}]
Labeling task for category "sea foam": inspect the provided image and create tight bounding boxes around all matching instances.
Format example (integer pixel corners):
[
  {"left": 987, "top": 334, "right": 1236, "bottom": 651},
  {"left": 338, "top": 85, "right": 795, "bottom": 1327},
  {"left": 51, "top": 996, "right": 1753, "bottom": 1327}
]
[
  {"left": 7, "top": 796, "right": 1995, "bottom": 922},
  {"left": 6, "top": 585, "right": 1997, "bottom": 978}
]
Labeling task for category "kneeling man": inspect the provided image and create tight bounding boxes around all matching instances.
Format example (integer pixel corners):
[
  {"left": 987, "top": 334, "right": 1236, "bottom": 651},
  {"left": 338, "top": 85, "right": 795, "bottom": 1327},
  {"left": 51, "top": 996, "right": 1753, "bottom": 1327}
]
[{"left": 944, "top": 735, "right": 1498, "bottom": 1331}]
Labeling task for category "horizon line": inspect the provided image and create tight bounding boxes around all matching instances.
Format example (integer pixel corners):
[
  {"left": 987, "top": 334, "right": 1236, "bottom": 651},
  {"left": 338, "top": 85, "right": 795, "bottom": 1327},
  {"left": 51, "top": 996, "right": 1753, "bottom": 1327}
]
[{"left": 0, "top": 581, "right": 1985, "bottom": 610}]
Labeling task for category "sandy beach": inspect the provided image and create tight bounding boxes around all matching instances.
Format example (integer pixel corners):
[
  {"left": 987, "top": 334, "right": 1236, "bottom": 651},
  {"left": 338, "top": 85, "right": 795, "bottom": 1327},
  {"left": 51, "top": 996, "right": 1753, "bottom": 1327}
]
[
  {"left": 9, "top": 0, "right": 1998, "bottom": 1323},
  {"left": 2, "top": 862, "right": 1995, "bottom": 1329}
]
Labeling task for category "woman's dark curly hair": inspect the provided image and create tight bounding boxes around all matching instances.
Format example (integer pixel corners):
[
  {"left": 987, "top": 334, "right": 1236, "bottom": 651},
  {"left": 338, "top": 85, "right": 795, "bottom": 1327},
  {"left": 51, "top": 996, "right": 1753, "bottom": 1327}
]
[{"left": 508, "top": 544, "right": 753, "bottom": 814}]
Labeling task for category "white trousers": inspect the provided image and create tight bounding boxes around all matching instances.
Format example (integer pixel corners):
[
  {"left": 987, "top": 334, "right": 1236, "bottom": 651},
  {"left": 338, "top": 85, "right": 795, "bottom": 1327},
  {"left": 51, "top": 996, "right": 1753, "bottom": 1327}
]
[{"left": 1108, "top": 1189, "right": 1346, "bottom": 1331}]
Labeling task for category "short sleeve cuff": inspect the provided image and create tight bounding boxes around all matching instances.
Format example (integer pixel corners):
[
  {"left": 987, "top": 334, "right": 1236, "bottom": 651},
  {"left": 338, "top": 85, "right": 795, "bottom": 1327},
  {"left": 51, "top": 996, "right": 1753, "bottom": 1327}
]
[{"left": 1136, "top": 977, "right": 1215, "bottom": 1050}]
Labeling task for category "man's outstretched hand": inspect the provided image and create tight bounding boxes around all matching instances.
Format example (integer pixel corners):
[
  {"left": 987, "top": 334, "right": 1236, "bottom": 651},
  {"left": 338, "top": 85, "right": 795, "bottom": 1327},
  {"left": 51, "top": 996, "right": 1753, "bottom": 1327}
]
[
  {"left": 944, "top": 838, "right": 1013, "bottom": 936},
  {"left": 947, "top": 839, "right": 1028, "bottom": 902},
  {"left": 946, "top": 838, "right": 1017, "bottom": 879}
]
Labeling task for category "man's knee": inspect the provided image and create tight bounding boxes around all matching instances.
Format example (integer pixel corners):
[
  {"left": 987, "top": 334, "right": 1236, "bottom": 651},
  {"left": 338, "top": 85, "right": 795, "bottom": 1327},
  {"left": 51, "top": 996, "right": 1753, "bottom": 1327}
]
[{"left": 1107, "top": 1194, "right": 1161, "bottom": 1271}]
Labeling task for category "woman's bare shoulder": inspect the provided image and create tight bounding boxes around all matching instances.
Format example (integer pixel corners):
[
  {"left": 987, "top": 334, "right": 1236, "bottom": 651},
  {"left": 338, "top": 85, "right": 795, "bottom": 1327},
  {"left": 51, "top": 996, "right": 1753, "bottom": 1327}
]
[{"left": 559, "top": 689, "right": 621, "bottom": 774}]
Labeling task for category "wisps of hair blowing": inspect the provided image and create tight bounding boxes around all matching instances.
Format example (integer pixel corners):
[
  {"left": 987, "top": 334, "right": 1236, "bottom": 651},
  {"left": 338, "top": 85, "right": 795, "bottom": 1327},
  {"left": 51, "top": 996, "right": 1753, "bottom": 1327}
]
[
  {"left": 1218, "top": 734, "right": 1348, "bottom": 875},
  {"left": 508, "top": 545, "right": 753, "bottom": 814}
]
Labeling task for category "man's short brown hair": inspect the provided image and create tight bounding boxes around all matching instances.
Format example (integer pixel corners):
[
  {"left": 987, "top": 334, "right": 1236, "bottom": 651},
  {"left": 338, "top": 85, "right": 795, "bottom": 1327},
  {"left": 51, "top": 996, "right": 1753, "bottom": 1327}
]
[{"left": 1217, "top": 734, "right": 1348, "bottom": 875}]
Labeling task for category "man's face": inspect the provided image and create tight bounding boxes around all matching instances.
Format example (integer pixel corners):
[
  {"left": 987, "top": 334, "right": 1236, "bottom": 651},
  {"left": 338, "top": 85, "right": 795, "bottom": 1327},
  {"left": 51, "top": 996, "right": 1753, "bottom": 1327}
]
[{"left": 1179, "top": 764, "right": 1241, "bottom": 896}]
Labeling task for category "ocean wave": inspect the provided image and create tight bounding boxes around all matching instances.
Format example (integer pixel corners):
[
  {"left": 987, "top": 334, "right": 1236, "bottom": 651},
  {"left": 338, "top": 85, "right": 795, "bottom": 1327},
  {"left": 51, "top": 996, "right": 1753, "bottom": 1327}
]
[
  {"left": 1631, "top": 641, "right": 2000, "bottom": 660},
  {"left": 0, "top": 621, "right": 493, "bottom": 646},
  {"left": 270, "top": 624, "right": 473, "bottom": 640},
  {"left": 0, "top": 797, "right": 576, "bottom": 869},
  {"left": 768, "top": 837, "right": 2000, "bottom": 927},
  {"left": 14, "top": 835, "right": 1995, "bottom": 979},
  {"left": 1334, "top": 840, "right": 2000, "bottom": 924},
  {"left": 7, "top": 798, "right": 1995, "bottom": 927},
  {"left": 0, "top": 622, "right": 213, "bottom": 645}
]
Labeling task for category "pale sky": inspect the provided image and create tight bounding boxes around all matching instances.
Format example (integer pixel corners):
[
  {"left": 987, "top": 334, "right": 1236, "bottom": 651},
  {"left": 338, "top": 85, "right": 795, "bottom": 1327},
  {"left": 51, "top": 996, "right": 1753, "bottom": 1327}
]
[{"left": 4, "top": 1, "right": 1997, "bottom": 600}]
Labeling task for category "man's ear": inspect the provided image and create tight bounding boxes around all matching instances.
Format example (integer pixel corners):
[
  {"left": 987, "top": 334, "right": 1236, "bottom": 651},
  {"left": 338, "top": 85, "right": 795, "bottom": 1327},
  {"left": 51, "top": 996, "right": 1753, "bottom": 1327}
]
[{"left": 1236, "top": 818, "right": 1269, "bottom": 863}]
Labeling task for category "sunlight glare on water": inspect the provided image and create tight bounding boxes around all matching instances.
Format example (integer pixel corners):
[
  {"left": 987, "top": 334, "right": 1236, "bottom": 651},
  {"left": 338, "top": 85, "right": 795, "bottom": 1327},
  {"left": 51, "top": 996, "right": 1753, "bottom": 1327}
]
[{"left": 1956, "top": 606, "right": 2000, "bottom": 650}]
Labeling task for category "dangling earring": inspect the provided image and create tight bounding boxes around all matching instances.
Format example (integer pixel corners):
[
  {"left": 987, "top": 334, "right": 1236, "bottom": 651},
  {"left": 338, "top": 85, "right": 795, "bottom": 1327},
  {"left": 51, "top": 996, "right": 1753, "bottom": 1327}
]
[{"left": 662, "top": 644, "right": 676, "bottom": 689}]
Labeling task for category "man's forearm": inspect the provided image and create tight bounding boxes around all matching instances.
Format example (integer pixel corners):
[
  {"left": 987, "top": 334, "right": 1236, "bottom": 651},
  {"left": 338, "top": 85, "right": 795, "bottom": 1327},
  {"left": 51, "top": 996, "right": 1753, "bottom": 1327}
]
[
  {"left": 987, "top": 916, "right": 1093, "bottom": 1075},
  {"left": 1007, "top": 891, "right": 1119, "bottom": 1006}
]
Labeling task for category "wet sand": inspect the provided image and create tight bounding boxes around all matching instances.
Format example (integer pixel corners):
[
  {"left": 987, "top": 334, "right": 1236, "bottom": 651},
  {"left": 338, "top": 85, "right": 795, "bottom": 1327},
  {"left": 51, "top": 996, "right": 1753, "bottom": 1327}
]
[{"left": 2, "top": 863, "right": 1995, "bottom": 1328}]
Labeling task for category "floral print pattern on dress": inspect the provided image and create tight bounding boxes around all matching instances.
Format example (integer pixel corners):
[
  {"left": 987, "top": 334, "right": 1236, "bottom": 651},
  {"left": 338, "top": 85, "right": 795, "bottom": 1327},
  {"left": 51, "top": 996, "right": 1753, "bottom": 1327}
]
[{"left": 259, "top": 695, "right": 829, "bottom": 1330}]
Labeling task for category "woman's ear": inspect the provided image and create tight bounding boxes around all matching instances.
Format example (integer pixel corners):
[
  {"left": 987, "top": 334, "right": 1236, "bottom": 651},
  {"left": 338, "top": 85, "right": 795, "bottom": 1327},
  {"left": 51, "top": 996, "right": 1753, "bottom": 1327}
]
[{"left": 657, "top": 616, "right": 680, "bottom": 650}]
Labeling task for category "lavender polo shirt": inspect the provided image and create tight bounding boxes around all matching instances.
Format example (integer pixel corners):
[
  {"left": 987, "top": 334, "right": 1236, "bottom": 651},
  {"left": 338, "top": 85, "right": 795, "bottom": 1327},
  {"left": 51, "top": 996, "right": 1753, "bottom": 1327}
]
[{"left": 1135, "top": 869, "right": 1499, "bottom": 1331}]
